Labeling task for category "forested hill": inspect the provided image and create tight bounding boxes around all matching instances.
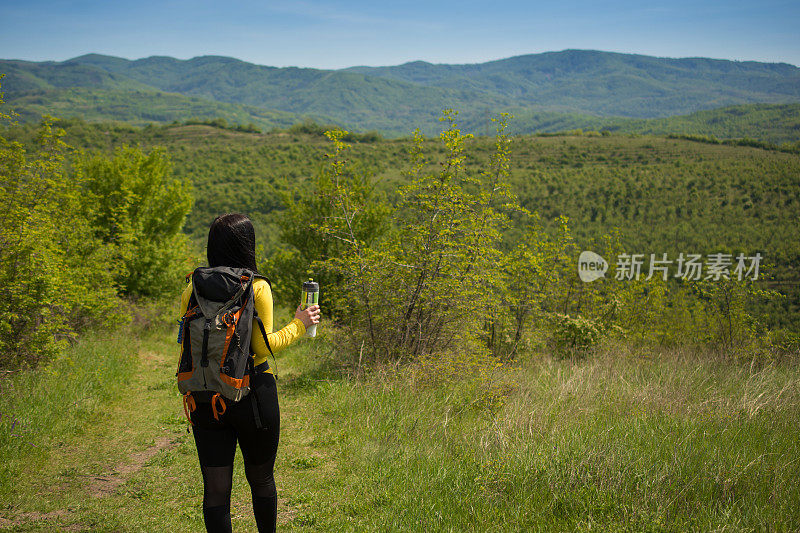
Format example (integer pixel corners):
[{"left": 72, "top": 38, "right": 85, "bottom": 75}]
[
  {"left": 501, "top": 104, "right": 800, "bottom": 145},
  {"left": 344, "top": 50, "right": 800, "bottom": 117},
  {"left": 1, "top": 55, "right": 499, "bottom": 137},
  {"left": 58, "top": 50, "right": 800, "bottom": 118},
  {"left": 1, "top": 49, "right": 799, "bottom": 137}
]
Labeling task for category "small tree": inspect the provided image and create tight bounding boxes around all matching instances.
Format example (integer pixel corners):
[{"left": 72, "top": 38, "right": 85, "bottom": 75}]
[
  {"left": 266, "top": 130, "right": 390, "bottom": 309},
  {"left": 310, "top": 110, "right": 518, "bottom": 365},
  {"left": 687, "top": 276, "right": 775, "bottom": 353},
  {"left": 0, "top": 79, "right": 119, "bottom": 367},
  {"left": 76, "top": 145, "right": 193, "bottom": 297}
]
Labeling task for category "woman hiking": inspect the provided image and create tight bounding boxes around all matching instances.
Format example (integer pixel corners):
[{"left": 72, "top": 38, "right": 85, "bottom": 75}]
[{"left": 178, "top": 213, "right": 321, "bottom": 532}]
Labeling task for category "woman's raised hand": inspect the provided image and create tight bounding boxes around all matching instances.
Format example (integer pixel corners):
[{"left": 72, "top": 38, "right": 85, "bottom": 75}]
[{"left": 295, "top": 304, "right": 321, "bottom": 329}]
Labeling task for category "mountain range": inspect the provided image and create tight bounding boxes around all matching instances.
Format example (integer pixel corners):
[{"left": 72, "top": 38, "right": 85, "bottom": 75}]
[{"left": 1, "top": 49, "right": 799, "bottom": 139}]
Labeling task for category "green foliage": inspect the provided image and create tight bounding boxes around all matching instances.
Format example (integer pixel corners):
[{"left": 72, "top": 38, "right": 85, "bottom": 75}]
[
  {"left": 5, "top": 86, "right": 300, "bottom": 132},
  {"left": 76, "top": 145, "right": 193, "bottom": 296},
  {"left": 0, "top": 78, "right": 193, "bottom": 368},
  {"left": 287, "top": 118, "right": 383, "bottom": 143},
  {"left": 288, "top": 118, "right": 342, "bottom": 137},
  {"left": 685, "top": 277, "right": 777, "bottom": 352},
  {"left": 84, "top": 149, "right": 190, "bottom": 291},
  {"left": 489, "top": 213, "right": 577, "bottom": 358},
  {"left": 667, "top": 132, "right": 800, "bottom": 154},
  {"left": 548, "top": 314, "right": 604, "bottom": 357},
  {"left": 513, "top": 104, "right": 800, "bottom": 145},
  {"left": 308, "top": 110, "right": 519, "bottom": 364},
  {"left": 4, "top": 108, "right": 797, "bottom": 349},
  {"left": 278, "top": 109, "right": 787, "bottom": 364},
  {"left": 265, "top": 129, "right": 390, "bottom": 307},
  {"left": 349, "top": 50, "right": 800, "bottom": 120},
  {"left": 183, "top": 117, "right": 261, "bottom": 133},
  {"left": 763, "top": 328, "right": 800, "bottom": 359},
  {"left": 0, "top": 81, "right": 120, "bottom": 367}
]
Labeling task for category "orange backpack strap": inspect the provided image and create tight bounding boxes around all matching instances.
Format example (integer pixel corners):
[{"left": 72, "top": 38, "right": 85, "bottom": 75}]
[
  {"left": 182, "top": 391, "right": 196, "bottom": 426},
  {"left": 211, "top": 393, "right": 227, "bottom": 421}
]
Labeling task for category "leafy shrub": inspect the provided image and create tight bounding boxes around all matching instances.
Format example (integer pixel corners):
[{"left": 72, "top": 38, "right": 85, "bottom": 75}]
[
  {"left": 763, "top": 329, "right": 800, "bottom": 359},
  {"left": 294, "top": 110, "right": 516, "bottom": 365},
  {"left": 0, "top": 108, "right": 120, "bottom": 367},
  {"left": 0, "top": 78, "right": 193, "bottom": 368},
  {"left": 547, "top": 314, "right": 604, "bottom": 358},
  {"left": 76, "top": 145, "right": 193, "bottom": 297}
]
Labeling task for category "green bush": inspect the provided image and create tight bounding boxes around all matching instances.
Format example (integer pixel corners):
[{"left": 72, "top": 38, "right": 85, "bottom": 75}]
[
  {"left": 0, "top": 77, "right": 193, "bottom": 368},
  {"left": 547, "top": 314, "right": 604, "bottom": 358},
  {"left": 0, "top": 96, "right": 121, "bottom": 367},
  {"left": 298, "top": 110, "right": 516, "bottom": 365},
  {"left": 76, "top": 145, "right": 193, "bottom": 297}
]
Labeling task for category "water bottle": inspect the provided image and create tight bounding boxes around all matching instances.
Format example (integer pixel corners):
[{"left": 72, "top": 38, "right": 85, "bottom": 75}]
[{"left": 301, "top": 279, "right": 319, "bottom": 337}]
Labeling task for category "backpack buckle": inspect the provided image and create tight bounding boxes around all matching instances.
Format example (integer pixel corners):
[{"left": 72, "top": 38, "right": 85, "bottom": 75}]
[{"left": 221, "top": 311, "right": 235, "bottom": 327}]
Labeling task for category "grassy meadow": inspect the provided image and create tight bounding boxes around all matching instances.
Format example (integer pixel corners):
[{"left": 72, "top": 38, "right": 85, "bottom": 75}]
[{"left": 1, "top": 311, "right": 798, "bottom": 531}]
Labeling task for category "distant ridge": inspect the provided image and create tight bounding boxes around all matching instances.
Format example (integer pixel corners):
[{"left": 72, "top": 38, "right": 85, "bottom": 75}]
[{"left": 2, "top": 49, "right": 799, "bottom": 139}]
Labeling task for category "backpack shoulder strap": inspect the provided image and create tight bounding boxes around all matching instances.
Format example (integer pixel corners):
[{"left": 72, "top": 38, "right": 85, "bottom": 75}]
[
  {"left": 182, "top": 271, "right": 198, "bottom": 314},
  {"left": 253, "top": 273, "right": 272, "bottom": 288},
  {"left": 253, "top": 309, "right": 275, "bottom": 360},
  {"left": 253, "top": 309, "right": 276, "bottom": 377},
  {"left": 246, "top": 356, "right": 264, "bottom": 429}
]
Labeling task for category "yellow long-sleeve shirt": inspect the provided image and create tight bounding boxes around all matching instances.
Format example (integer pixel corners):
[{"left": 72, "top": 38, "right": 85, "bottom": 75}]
[{"left": 179, "top": 277, "right": 305, "bottom": 374}]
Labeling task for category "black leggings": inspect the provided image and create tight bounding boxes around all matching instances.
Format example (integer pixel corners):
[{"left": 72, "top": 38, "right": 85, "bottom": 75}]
[{"left": 190, "top": 371, "right": 280, "bottom": 533}]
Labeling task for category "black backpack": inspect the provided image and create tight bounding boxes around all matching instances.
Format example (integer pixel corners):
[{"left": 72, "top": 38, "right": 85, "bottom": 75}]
[{"left": 176, "top": 266, "right": 273, "bottom": 428}]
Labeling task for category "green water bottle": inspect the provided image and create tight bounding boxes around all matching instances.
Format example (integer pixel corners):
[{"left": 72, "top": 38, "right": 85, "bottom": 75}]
[{"left": 301, "top": 278, "right": 319, "bottom": 338}]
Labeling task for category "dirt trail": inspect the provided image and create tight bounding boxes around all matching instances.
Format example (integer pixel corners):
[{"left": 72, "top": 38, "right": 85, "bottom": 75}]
[
  {"left": 0, "top": 433, "right": 177, "bottom": 529},
  {"left": 85, "top": 435, "right": 179, "bottom": 498},
  {"left": 1, "top": 346, "right": 182, "bottom": 530}
]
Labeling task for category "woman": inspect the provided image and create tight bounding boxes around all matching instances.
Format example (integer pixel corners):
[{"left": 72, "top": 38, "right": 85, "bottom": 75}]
[{"left": 179, "top": 213, "right": 321, "bottom": 532}]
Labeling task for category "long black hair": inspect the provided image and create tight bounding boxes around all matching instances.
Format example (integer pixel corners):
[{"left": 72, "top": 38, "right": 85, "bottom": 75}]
[{"left": 207, "top": 213, "right": 259, "bottom": 272}]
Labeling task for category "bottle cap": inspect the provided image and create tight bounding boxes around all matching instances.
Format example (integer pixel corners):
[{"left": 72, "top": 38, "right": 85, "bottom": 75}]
[{"left": 302, "top": 279, "right": 319, "bottom": 292}]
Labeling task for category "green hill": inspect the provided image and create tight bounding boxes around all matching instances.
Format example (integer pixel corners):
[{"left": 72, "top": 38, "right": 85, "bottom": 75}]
[
  {"left": 2, "top": 50, "right": 800, "bottom": 140},
  {"left": 62, "top": 54, "right": 514, "bottom": 136},
  {"left": 5, "top": 119, "right": 796, "bottom": 306},
  {"left": 500, "top": 104, "right": 800, "bottom": 145},
  {"left": 5, "top": 86, "right": 304, "bottom": 131},
  {"left": 0, "top": 58, "right": 152, "bottom": 92},
  {"left": 345, "top": 50, "right": 800, "bottom": 117}
]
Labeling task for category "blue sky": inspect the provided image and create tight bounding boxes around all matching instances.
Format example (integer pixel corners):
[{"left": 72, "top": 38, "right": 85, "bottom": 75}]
[{"left": 1, "top": 0, "right": 798, "bottom": 68}]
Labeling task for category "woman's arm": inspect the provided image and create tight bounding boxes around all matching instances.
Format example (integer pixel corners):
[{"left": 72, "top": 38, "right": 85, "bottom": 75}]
[{"left": 251, "top": 279, "right": 306, "bottom": 358}]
